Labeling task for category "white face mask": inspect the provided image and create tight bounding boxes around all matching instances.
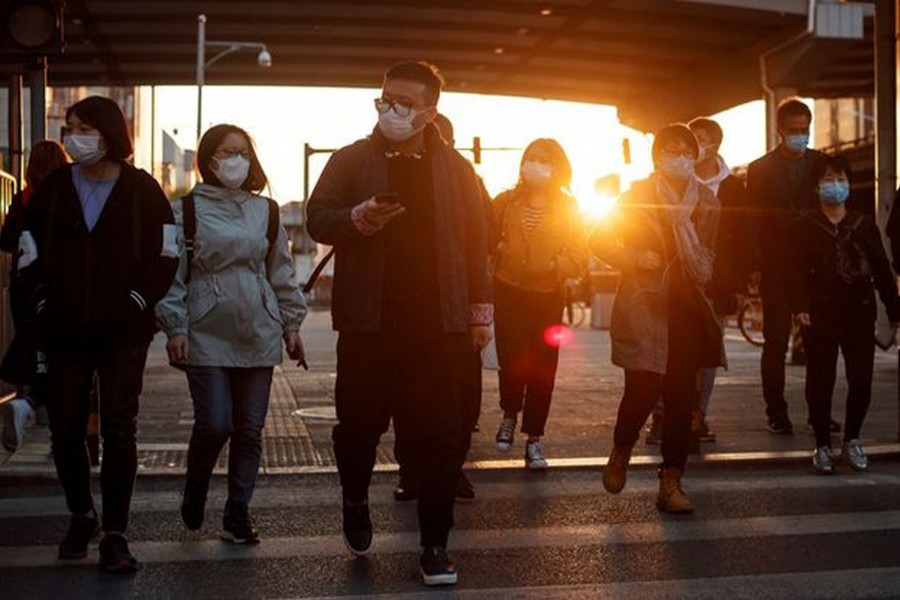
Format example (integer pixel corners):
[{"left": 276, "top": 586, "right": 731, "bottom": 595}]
[
  {"left": 65, "top": 134, "right": 105, "bottom": 166},
  {"left": 661, "top": 156, "right": 696, "bottom": 181},
  {"left": 212, "top": 155, "right": 250, "bottom": 189},
  {"left": 377, "top": 108, "right": 425, "bottom": 142},
  {"left": 521, "top": 161, "right": 553, "bottom": 186}
]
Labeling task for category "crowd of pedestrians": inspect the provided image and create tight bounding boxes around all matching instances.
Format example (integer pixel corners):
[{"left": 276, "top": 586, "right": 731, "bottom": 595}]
[{"left": 1, "top": 60, "right": 899, "bottom": 587}]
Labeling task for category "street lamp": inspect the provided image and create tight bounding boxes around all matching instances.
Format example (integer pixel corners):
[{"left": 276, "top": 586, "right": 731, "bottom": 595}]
[{"left": 196, "top": 14, "right": 272, "bottom": 140}]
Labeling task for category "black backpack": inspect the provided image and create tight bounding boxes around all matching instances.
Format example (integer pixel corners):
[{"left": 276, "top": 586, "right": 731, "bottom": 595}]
[
  {"left": 829, "top": 213, "right": 872, "bottom": 284},
  {"left": 181, "top": 193, "right": 279, "bottom": 283}
]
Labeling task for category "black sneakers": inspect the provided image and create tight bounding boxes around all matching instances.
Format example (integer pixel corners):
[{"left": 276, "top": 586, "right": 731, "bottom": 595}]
[
  {"left": 766, "top": 416, "right": 794, "bottom": 435},
  {"left": 221, "top": 501, "right": 260, "bottom": 544},
  {"left": 180, "top": 479, "right": 208, "bottom": 531},
  {"left": 420, "top": 546, "right": 458, "bottom": 586},
  {"left": 341, "top": 497, "right": 373, "bottom": 556},
  {"left": 58, "top": 510, "right": 100, "bottom": 559},
  {"left": 99, "top": 532, "right": 139, "bottom": 574}
]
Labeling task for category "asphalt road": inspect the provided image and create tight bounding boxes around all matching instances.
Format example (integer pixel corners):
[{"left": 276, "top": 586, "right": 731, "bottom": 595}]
[{"left": 2, "top": 458, "right": 900, "bottom": 599}]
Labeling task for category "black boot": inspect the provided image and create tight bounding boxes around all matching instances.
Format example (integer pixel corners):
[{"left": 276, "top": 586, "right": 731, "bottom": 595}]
[{"left": 221, "top": 501, "right": 259, "bottom": 544}]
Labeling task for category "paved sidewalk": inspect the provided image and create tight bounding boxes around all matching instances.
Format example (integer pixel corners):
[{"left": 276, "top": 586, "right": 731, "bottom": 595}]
[{"left": 2, "top": 310, "right": 899, "bottom": 476}]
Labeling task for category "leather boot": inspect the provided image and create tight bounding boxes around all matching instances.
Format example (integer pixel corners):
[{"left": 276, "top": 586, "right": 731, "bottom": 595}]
[
  {"left": 656, "top": 467, "right": 694, "bottom": 514},
  {"left": 603, "top": 446, "right": 632, "bottom": 494}
]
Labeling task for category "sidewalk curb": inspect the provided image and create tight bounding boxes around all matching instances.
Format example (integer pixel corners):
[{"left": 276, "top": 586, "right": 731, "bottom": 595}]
[{"left": 3, "top": 444, "right": 898, "bottom": 480}]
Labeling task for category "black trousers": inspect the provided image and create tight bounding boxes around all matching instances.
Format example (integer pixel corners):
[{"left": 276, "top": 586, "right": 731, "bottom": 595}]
[
  {"left": 803, "top": 313, "right": 875, "bottom": 448},
  {"left": 333, "top": 330, "right": 470, "bottom": 548},
  {"left": 494, "top": 279, "right": 563, "bottom": 437},
  {"left": 612, "top": 301, "right": 702, "bottom": 470},
  {"left": 761, "top": 288, "right": 794, "bottom": 422},
  {"left": 395, "top": 349, "right": 481, "bottom": 482},
  {"left": 46, "top": 335, "right": 150, "bottom": 533}
]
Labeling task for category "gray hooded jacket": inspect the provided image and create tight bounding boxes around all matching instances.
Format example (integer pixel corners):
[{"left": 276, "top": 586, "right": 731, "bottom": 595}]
[{"left": 156, "top": 184, "right": 307, "bottom": 367}]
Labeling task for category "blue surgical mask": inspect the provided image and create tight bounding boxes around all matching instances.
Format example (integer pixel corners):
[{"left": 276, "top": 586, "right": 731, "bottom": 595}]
[
  {"left": 660, "top": 156, "right": 695, "bottom": 181},
  {"left": 784, "top": 134, "right": 809, "bottom": 154},
  {"left": 819, "top": 181, "right": 850, "bottom": 205}
]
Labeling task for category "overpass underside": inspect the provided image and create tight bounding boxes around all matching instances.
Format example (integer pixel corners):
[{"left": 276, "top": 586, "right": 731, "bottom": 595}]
[{"left": 0, "top": 0, "right": 877, "bottom": 133}]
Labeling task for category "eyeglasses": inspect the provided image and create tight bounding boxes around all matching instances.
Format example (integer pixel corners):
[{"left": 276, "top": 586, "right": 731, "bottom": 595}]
[
  {"left": 214, "top": 149, "right": 250, "bottom": 160},
  {"left": 661, "top": 148, "right": 695, "bottom": 159},
  {"left": 374, "top": 97, "right": 421, "bottom": 118}
]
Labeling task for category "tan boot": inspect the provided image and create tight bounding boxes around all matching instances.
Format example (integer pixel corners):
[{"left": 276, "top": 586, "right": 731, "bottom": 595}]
[
  {"left": 656, "top": 467, "right": 694, "bottom": 514},
  {"left": 602, "top": 446, "right": 632, "bottom": 494}
]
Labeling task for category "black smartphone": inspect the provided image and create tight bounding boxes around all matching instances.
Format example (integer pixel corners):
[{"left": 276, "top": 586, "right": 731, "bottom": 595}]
[{"left": 374, "top": 192, "right": 400, "bottom": 205}]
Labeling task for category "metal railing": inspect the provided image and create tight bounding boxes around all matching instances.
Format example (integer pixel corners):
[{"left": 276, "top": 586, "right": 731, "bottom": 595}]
[{"left": 0, "top": 170, "right": 17, "bottom": 362}]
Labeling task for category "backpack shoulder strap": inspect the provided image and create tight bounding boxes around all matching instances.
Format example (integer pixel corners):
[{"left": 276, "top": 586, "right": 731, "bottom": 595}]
[
  {"left": 182, "top": 193, "right": 195, "bottom": 284},
  {"left": 265, "top": 198, "right": 280, "bottom": 271}
]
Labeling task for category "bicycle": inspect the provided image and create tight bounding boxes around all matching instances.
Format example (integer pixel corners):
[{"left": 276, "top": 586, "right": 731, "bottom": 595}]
[
  {"left": 737, "top": 291, "right": 765, "bottom": 347},
  {"left": 562, "top": 278, "right": 587, "bottom": 328}
]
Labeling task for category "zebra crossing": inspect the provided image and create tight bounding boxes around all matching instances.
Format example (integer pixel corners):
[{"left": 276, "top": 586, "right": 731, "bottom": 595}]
[{"left": 2, "top": 461, "right": 899, "bottom": 599}]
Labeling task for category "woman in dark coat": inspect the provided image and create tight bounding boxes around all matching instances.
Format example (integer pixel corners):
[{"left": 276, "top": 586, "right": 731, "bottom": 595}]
[{"left": 590, "top": 123, "right": 722, "bottom": 514}]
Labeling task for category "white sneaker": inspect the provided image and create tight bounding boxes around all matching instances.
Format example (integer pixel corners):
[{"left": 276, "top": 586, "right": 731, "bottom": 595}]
[
  {"left": 2, "top": 398, "right": 35, "bottom": 453},
  {"left": 812, "top": 445, "right": 834, "bottom": 475},
  {"left": 842, "top": 439, "right": 869, "bottom": 471},
  {"left": 525, "top": 441, "right": 548, "bottom": 470},
  {"left": 495, "top": 416, "right": 516, "bottom": 452}
]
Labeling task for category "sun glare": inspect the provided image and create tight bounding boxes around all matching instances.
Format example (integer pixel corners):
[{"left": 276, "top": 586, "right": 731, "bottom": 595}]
[{"left": 150, "top": 87, "right": 767, "bottom": 206}]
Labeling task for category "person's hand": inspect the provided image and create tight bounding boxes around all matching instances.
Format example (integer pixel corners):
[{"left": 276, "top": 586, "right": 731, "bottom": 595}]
[
  {"left": 794, "top": 312, "right": 811, "bottom": 327},
  {"left": 284, "top": 330, "right": 305, "bottom": 362},
  {"left": 470, "top": 325, "right": 493, "bottom": 352},
  {"left": 166, "top": 334, "right": 189, "bottom": 363},
  {"left": 637, "top": 251, "right": 662, "bottom": 271},
  {"left": 357, "top": 197, "right": 405, "bottom": 231}
]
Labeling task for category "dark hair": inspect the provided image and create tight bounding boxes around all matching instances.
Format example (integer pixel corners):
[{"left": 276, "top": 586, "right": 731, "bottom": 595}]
[
  {"left": 65, "top": 96, "right": 133, "bottom": 161},
  {"left": 384, "top": 61, "right": 445, "bottom": 106},
  {"left": 196, "top": 124, "right": 268, "bottom": 193},
  {"left": 652, "top": 123, "right": 699, "bottom": 165},
  {"left": 776, "top": 97, "right": 812, "bottom": 130},
  {"left": 434, "top": 113, "right": 454, "bottom": 146},
  {"left": 688, "top": 117, "right": 723, "bottom": 145},
  {"left": 812, "top": 154, "right": 852, "bottom": 184},
  {"left": 26, "top": 140, "right": 68, "bottom": 188},
  {"left": 519, "top": 138, "right": 573, "bottom": 190}
]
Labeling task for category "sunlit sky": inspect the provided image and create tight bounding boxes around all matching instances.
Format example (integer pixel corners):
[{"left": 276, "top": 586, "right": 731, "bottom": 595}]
[{"left": 152, "top": 86, "right": 784, "bottom": 216}]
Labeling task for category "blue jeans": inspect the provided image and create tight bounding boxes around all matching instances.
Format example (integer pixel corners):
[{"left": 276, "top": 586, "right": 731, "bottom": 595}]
[{"left": 185, "top": 366, "right": 274, "bottom": 506}]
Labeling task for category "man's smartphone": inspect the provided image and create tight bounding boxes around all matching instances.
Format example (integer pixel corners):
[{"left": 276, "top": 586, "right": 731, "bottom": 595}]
[{"left": 374, "top": 192, "right": 400, "bottom": 205}]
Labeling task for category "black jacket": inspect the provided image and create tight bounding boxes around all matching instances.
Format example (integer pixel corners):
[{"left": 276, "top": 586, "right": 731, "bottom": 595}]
[
  {"left": 306, "top": 124, "right": 492, "bottom": 333},
  {"left": 746, "top": 147, "right": 828, "bottom": 291},
  {"left": 792, "top": 209, "right": 900, "bottom": 324},
  {"left": 21, "top": 164, "right": 177, "bottom": 345},
  {"left": 706, "top": 174, "right": 751, "bottom": 316}
]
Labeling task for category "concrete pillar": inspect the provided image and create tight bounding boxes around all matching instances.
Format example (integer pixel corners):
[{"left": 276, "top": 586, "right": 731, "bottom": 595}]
[
  {"left": 7, "top": 74, "right": 24, "bottom": 184},
  {"left": 875, "top": 0, "right": 896, "bottom": 228},
  {"left": 28, "top": 57, "right": 46, "bottom": 145}
]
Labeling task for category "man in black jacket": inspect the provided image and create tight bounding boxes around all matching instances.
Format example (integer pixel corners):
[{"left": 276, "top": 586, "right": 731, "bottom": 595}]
[
  {"left": 746, "top": 98, "right": 828, "bottom": 434},
  {"left": 306, "top": 61, "right": 492, "bottom": 587}
]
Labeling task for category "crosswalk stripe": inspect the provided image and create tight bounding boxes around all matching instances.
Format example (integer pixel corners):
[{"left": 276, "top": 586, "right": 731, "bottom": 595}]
[
  {"left": 1, "top": 510, "right": 898, "bottom": 569},
  {"left": 306, "top": 567, "right": 900, "bottom": 600},
  {"left": 3, "top": 471, "right": 899, "bottom": 518}
]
